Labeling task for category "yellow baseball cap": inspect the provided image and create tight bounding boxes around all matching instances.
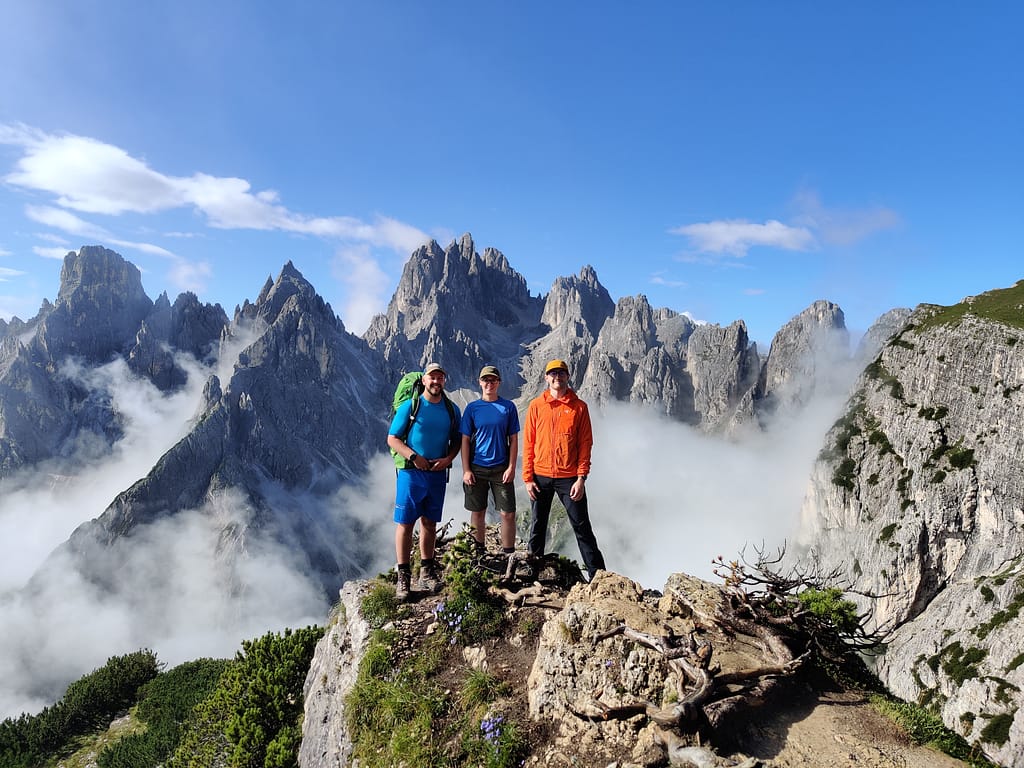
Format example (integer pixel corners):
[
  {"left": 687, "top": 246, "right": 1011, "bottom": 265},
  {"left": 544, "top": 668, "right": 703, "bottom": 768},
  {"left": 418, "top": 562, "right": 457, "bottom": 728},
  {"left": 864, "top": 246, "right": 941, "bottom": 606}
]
[{"left": 544, "top": 359, "right": 569, "bottom": 374}]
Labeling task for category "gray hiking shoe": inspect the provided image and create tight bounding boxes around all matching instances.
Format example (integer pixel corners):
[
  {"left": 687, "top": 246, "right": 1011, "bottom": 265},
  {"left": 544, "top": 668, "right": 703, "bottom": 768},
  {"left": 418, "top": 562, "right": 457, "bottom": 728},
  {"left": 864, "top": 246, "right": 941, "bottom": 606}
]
[
  {"left": 395, "top": 569, "right": 411, "bottom": 602},
  {"left": 419, "top": 560, "right": 441, "bottom": 593}
]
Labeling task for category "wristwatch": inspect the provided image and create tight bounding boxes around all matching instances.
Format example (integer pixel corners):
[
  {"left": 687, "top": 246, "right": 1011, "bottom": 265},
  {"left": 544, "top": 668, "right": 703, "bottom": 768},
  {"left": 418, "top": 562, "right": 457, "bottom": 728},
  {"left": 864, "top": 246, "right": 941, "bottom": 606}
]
[{"left": 409, "top": 453, "right": 419, "bottom": 464}]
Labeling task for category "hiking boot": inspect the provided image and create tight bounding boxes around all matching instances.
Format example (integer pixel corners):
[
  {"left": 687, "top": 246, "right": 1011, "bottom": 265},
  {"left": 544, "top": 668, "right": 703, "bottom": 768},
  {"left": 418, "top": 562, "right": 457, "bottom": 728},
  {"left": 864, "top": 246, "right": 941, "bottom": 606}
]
[
  {"left": 419, "top": 560, "right": 441, "bottom": 594},
  {"left": 395, "top": 568, "right": 411, "bottom": 602}
]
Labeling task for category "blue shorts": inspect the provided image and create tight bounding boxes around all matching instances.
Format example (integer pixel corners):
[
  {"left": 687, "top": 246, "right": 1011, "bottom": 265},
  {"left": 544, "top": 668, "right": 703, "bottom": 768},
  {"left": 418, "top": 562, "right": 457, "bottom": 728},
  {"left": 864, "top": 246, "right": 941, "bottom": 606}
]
[{"left": 394, "top": 469, "right": 447, "bottom": 525}]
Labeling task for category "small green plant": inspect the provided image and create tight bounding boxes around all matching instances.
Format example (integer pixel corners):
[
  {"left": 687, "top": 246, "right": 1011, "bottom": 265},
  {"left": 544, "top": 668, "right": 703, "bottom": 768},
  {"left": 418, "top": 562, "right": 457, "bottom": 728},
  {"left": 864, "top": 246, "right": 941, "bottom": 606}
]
[
  {"left": 979, "top": 711, "right": 1015, "bottom": 746},
  {"left": 361, "top": 580, "right": 402, "bottom": 628},
  {"left": 946, "top": 443, "right": 976, "bottom": 469},
  {"left": 797, "top": 587, "right": 861, "bottom": 636},
  {"left": 467, "top": 713, "right": 528, "bottom": 768},
  {"left": 879, "top": 524, "right": 897, "bottom": 543},
  {"left": 940, "top": 641, "right": 988, "bottom": 685},
  {"left": 832, "top": 457, "right": 857, "bottom": 490},
  {"left": 461, "top": 669, "right": 511, "bottom": 708},
  {"left": 1006, "top": 652, "right": 1024, "bottom": 673}
]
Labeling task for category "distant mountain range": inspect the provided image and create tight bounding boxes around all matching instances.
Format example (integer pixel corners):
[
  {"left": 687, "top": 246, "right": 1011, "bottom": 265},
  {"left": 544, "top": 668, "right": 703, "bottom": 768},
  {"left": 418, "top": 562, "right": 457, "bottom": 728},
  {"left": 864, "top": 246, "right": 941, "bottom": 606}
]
[
  {"left": 1, "top": 238, "right": 861, "bottom": 598},
  {"left": 6, "top": 241, "right": 1022, "bottom": 763}
]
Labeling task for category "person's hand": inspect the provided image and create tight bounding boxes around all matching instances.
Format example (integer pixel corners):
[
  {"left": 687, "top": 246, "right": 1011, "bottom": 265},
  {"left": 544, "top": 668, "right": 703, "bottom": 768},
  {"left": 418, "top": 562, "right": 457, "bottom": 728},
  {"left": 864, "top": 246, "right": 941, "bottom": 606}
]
[
  {"left": 463, "top": 469, "right": 476, "bottom": 485},
  {"left": 525, "top": 480, "right": 539, "bottom": 500},
  {"left": 501, "top": 466, "right": 514, "bottom": 484},
  {"left": 431, "top": 455, "right": 452, "bottom": 471},
  {"left": 569, "top": 477, "right": 586, "bottom": 502}
]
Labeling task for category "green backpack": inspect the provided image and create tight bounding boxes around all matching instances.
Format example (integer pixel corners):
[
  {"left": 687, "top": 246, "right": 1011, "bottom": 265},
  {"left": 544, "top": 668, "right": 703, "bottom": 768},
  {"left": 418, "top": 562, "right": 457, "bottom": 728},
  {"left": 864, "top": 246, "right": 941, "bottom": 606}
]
[{"left": 389, "top": 371, "right": 459, "bottom": 469}]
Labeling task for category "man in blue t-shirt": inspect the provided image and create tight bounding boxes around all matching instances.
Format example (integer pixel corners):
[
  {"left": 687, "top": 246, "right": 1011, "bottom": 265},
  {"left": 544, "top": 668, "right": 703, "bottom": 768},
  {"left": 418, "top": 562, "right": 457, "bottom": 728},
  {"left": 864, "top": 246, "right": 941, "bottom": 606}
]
[
  {"left": 387, "top": 362, "right": 461, "bottom": 600},
  {"left": 460, "top": 365, "right": 520, "bottom": 555}
]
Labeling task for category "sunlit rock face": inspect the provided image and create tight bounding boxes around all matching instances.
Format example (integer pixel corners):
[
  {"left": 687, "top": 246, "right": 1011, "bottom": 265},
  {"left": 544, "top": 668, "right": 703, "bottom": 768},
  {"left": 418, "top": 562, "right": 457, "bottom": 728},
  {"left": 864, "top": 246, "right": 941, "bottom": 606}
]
[{"left": 799, "top": 283, "right": 1024, "bottom": 766}]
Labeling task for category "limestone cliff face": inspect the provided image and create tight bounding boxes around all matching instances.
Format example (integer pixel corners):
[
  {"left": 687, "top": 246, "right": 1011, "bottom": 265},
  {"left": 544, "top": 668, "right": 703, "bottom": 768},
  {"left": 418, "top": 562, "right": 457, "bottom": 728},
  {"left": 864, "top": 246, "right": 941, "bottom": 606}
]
[
  {"left": 799, "top": 283, "right": 1024, "bottom": 766},
  {"left": 755, "top": 299, "right": 849, "bottom": 415},
  {"left": 298, "top": 581, "right": 372, "bottom": 768},
  {"left": 577, "top": 297, "right": 697, "bottom": 422}
]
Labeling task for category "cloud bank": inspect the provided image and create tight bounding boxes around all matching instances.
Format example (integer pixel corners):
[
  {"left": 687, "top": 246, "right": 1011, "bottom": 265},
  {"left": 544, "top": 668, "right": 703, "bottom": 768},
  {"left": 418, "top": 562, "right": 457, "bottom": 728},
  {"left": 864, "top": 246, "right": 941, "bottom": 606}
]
[{"left": 0, "top": 123, "right": 430, "bottom": 330}]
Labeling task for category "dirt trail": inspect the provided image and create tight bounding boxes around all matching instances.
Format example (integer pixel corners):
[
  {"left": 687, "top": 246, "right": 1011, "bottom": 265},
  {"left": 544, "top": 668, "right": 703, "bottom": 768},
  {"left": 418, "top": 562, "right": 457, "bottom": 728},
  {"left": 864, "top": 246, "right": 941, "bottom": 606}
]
[{"left": 728, "top": 688, "right": 970, "bottom": 767}]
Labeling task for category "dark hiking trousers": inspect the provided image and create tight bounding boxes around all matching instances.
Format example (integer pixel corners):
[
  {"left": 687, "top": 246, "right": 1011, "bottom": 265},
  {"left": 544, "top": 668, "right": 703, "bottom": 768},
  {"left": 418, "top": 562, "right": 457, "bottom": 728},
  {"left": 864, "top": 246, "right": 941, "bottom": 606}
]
[{"left": 527, "top": 474, "right": 605, "bottom": 577}]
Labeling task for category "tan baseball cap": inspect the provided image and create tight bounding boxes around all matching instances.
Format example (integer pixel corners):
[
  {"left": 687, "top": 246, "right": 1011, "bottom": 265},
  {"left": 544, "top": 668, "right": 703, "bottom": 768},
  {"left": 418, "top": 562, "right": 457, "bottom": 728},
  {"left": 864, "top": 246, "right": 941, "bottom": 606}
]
[
  {"left": 479, "top": 365, "right": 501, "bottom": 379},
  {"left": 423, "top": 362, "right": 446, "bottom": 375}
]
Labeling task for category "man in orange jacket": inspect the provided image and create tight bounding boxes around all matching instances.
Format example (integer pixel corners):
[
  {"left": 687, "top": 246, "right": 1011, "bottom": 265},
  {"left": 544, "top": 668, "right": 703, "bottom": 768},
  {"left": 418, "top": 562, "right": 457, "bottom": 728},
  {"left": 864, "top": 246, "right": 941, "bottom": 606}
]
[{"left": 522, "top": 358, "right": 606, "bottom": 580}]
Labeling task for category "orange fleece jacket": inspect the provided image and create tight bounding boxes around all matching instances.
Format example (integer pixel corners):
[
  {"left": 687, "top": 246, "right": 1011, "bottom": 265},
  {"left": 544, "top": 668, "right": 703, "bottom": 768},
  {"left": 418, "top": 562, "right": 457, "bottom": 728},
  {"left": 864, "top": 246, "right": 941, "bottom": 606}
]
[{"left": 521, "top": 389, "right": 593, "bottom": 481}]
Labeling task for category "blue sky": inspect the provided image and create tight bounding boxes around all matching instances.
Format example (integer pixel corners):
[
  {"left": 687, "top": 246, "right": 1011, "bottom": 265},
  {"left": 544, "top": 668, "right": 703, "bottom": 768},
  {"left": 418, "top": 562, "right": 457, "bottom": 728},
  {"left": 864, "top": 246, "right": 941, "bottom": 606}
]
[{"left": 1, "top": 2, "right": 1021, "bottom": 347}]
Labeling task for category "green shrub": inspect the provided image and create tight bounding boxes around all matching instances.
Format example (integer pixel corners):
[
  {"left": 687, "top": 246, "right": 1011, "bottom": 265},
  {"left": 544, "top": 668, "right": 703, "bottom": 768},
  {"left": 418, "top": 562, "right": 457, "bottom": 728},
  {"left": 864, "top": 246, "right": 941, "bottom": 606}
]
[
  {"left": 941, "top": 641, "right": 988, "bottom": 685},
  {"left": 168, "top": 626, "right": 323, "bottom": 768},
  {"left": 98, "top": 657, "right": 231, "bottom": 768},
  {"left": 0, "top": 650, "right": 159, "bottom": 768},
  {"left": 979, "top": 711, "right": 1015, "bottom": 746}
]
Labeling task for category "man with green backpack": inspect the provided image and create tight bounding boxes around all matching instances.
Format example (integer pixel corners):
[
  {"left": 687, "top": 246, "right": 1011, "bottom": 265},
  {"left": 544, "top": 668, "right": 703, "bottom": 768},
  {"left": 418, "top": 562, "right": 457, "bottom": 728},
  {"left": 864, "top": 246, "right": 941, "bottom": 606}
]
[{"left": 386, "top": 362, "right": 461, "bottom": 600}]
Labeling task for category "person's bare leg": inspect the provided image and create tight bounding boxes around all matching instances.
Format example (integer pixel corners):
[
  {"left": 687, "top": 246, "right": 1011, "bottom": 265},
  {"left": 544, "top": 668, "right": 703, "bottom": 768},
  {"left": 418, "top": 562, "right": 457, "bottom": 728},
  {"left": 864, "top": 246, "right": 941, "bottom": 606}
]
[
  {"left": 419, "top": 518, "right": 437, "bottom": 561},
  {"left": 470, "top": 509, "right": 486, "bottom": 545},
  {"left": 395, "top": 523, "right": 414, "bottom": 564},
  {"left": 499, "top": 511, "right": 516, "bottom": 550}
]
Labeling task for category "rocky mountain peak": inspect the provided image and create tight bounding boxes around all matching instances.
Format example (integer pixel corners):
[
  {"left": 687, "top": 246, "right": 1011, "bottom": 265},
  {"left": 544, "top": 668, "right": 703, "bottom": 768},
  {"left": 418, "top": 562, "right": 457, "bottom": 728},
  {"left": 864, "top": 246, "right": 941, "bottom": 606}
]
[
  {"left": 35, "top": 246, "right": 154, "bottom": 363},
  {"left": 756, "top": 299, "right": 850, "bottom": 412}
]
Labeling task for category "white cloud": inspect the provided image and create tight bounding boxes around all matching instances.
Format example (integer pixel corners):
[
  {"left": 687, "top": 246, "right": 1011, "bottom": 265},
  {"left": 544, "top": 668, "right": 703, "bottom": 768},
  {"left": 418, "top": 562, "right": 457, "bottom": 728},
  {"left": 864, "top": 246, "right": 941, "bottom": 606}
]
[
  {"left": 649, "top": 273, "right": 687, "bottom": 288},
  {"left": 0, "top": 267, "right": 24, "bottom": 280},
  {"left": 26, "top": 204, "right": 110, "bottom": 240},
  {"left": 791, "top": 189, "right": 900, "bottom": 246},
  {"left": 670, "top": 219, "right": 815, "bottom": 257},
  {"left": 33, "top": 245, "right": 70, "bottom": 260},
  {"left": 3, "top": 125, "right": 430, "bottom": 254},
  {"left": 332, "top": 243, "right": 392, "bottom": 333},
  {"left": 166, "top": 256, "right": 213, "bottom": 296},
  {"left": 0, "top": 353, "right": 328, "bottom": 718}
]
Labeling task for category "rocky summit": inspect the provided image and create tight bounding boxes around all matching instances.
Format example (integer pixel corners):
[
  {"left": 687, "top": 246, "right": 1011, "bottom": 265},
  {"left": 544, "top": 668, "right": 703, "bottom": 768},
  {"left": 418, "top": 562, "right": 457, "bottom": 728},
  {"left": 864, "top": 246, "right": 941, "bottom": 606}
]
[{"left": 298, "top": 534, "right": 969, "bottom": 768}]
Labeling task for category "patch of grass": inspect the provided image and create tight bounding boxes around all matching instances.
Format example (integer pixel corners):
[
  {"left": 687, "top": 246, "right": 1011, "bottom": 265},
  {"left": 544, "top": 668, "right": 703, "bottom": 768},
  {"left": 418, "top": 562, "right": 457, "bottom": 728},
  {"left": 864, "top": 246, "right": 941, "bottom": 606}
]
[
  {"left": 947, "top": 443, "right": 977, "bottom": 469},
  {"left": 987, "top": 676, "right": 1019, "bottom": 705},
  {"left": 913, "top": 281, "right": 1024, "bottom": 332},
  {"left": 879, "top": 524, "right": 897, "bottom": 543},
  {"left": 974, "top": 583, "right": 1024, "bottom": 640},
  {"left": 461, "top": 669, "right": 512, "bottom": 708},
  {"left": 832, "top": 457, "right": 857, "bottom": 490},
  {"left": 361, "top": 579, "right": 403, "bottom": 628},
  {"left": 466, "top": 713, "right": 529, "bottom": 768},
  {"left": 1006, "top": 652, "right": 1024, "bottom": 673},
  {"left": 930, "top": 470, "right": 947, "bottom": 484},
  {"left": 979, "top": 711, "right": 1016, "bottom": 747},
  {"left": 868, "top": 429, "right": 894, "bottom": 455},
  {"left": 871, "top": 694, "right": 996, "bottom": 766},
  {"left": 940, "top": 641, "right": 988, "bottom": 685}
]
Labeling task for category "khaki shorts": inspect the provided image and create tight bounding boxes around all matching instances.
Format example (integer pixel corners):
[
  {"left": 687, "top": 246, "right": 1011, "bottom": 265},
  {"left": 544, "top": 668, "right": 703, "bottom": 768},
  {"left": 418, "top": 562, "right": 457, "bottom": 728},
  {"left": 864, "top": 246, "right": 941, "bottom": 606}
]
[{"left": 463, "top": 463, "right": 516, "bottom": 513}]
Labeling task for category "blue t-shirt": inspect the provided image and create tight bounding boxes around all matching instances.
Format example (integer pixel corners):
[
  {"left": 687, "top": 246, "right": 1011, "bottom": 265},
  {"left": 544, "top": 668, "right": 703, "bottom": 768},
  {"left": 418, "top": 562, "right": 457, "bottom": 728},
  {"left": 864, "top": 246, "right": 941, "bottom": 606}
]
[
  {"left": 389, "top": 396, "right": 460, "bottom": 459},
  {"left": 460, "top": 397, "right": 520, "bottom": 467}
]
